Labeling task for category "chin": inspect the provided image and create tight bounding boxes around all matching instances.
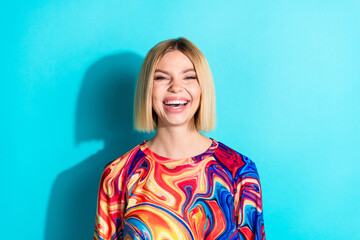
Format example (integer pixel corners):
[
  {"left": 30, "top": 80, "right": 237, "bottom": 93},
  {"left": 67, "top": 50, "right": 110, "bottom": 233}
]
[{"left": 160, "top": 117, "right": 195, "bottom": 128}]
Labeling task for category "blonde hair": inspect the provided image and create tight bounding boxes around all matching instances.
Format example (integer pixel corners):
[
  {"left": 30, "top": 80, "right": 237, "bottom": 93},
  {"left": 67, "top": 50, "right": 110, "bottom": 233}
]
[{"left": 134, "top": 37, "right": 216, "bottom": 132}]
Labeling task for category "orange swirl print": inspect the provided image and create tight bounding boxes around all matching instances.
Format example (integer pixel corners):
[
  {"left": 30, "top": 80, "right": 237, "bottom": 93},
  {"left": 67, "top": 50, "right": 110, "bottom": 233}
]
[{"left": 94, "top": 140, "right": 265, "bottom": 240}]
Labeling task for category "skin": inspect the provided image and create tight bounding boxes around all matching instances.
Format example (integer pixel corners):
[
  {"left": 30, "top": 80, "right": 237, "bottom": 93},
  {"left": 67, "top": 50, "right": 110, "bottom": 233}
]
[{"left": 146, "top": 50, "right": 212, "bottom": 159}]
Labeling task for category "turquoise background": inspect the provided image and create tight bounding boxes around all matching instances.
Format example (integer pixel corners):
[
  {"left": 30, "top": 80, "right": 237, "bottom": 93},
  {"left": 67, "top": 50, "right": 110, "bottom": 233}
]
[{"left": 1, "top": 1, "right": 359, "bottom": 239}]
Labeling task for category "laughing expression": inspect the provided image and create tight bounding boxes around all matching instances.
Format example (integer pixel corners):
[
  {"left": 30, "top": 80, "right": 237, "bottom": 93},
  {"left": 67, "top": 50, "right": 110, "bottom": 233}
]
[{"left": 152, "top": 50, "right": 201, "bottom": 129}]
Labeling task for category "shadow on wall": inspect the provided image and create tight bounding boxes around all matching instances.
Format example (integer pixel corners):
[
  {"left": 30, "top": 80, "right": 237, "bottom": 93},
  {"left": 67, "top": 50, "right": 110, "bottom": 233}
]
[{"left": 44, "top": 52, "right": 153, "bottom": 240}]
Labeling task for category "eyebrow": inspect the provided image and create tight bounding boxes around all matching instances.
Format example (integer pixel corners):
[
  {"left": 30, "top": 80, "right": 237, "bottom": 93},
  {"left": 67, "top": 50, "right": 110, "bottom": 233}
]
[
  {"left": 154, "top": 69, "right": 169, "bottom": 75},
  {"left": 154, "top": 68, "right": 196, "bottom": 75},
  {"left": 181, "top": 68, "right": 196, "bottom": 74}
]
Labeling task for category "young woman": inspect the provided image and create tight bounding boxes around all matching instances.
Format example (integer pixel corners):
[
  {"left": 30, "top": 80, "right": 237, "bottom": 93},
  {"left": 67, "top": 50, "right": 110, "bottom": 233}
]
[{"left": 94, "top": 37, "right": 265, "bottom": 240}]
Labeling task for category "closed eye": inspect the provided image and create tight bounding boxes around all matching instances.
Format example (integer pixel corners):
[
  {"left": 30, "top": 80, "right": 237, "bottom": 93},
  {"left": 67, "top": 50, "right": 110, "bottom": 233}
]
[
  {"left": 154, "top": 76, "right": 168, "bottom": 80},
  {"left": 185, "top": 76, "right": 197, "bottom": 80}
]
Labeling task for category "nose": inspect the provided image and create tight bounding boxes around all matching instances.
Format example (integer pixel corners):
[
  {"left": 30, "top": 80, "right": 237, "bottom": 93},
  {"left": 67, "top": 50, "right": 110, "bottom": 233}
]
[{"left": 168, "top": 78, "right": 183, "bottom": 93}]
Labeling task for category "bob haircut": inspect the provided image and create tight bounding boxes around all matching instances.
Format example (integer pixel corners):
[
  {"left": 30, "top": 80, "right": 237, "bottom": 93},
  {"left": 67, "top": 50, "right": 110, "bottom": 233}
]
[{"left": 134, "top": 37, "right": 216, "bottom": 132}]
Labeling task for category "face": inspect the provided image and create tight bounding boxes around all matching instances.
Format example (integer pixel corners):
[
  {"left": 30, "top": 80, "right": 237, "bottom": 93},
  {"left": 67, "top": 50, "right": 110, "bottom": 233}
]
[{"left": 152, "top": 50, "right": 201, "bottom": 129}]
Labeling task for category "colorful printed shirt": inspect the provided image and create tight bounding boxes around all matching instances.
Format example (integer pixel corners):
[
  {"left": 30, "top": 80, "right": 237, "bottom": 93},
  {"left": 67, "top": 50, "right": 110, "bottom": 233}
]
[{"left": 94, "top": 139, "right": 265, "bottom": 240}]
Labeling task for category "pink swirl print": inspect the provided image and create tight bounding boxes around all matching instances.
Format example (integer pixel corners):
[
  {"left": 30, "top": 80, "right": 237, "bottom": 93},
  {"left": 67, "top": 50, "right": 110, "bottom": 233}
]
[{"left": 94, "top": 139, "right": 265, "bottom": 240}]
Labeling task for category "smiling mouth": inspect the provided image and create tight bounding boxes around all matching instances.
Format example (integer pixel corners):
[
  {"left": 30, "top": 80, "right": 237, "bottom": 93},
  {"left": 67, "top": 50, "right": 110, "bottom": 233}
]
[{"left": 163, "top": 100, "right": 189, "bottom": 109}]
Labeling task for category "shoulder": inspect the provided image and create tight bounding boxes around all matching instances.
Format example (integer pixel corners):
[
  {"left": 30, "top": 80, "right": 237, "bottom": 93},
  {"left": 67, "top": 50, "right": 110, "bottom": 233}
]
[
  {"left": 101, "top": 144, "right": 144, "bottom": 179},
  {"left": 213, "top": 141, "right": 260, "bottom": 181}
]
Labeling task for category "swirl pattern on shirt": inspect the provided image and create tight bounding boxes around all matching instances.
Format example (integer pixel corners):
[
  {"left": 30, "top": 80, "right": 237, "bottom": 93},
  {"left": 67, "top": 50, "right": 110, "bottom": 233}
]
[{"left": 94, "top": 140, "right": 265, "bottom": 240}]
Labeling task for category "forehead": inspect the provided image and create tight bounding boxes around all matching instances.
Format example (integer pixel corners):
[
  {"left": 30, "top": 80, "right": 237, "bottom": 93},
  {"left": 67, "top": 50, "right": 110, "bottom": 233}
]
[{"left": 156, "top": 50, "right": 194, "bottom": 71}]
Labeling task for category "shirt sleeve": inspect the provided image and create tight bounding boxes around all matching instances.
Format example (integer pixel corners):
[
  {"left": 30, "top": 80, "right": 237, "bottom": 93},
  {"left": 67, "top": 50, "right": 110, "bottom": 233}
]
[
  {"left": 234, "top": 159, "right": 266, "bottom": 240},
  {"left": 94, "top": 158, "right": 127, "bottom": 240}
]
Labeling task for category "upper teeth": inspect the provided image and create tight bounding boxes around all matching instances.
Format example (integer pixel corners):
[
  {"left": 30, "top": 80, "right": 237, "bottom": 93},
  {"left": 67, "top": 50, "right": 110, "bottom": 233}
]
[{"left": 165, "top": 100, "right": 188, "bottom": 104}]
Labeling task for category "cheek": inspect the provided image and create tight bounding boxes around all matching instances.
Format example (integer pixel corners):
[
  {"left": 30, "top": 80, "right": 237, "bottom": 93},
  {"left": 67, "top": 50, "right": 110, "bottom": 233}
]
[
  {"left": 151, "top": 88, "right": 164, "bottom": 112},
  {"left": 151, "top": 87, "right": 161, "bottom": 102},
  {"left": 192, "top": 86, "right": 201, "bottom": 103}
]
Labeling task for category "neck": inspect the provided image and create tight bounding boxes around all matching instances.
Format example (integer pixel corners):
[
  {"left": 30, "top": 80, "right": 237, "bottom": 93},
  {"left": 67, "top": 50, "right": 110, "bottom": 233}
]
[{"left": 146, "top": 123, "right": 212, "bottom": 159}]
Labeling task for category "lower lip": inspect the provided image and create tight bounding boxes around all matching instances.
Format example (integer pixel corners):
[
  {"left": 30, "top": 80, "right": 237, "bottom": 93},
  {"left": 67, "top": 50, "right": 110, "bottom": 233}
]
[{"left": 163, "top": 102, "right": 189, "bottom": 113}]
